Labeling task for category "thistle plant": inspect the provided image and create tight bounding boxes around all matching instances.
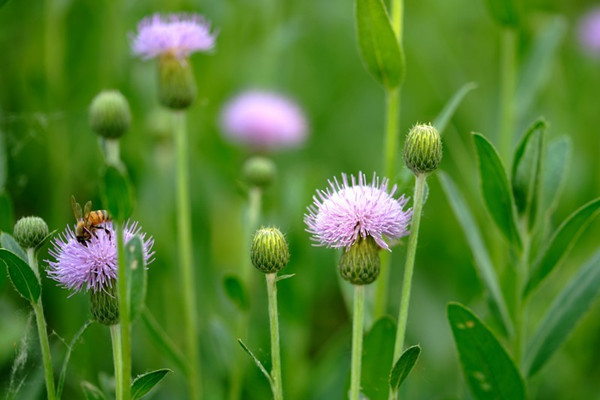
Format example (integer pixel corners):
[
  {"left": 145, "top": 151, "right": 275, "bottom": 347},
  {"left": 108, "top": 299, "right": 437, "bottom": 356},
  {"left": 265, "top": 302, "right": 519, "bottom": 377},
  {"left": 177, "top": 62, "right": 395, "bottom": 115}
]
[
  {"left": 305, "top": 172, "right": 411, "bottom": 400},
  {"left": 131, "top": 13, "right": 217, "bottom": 400}
]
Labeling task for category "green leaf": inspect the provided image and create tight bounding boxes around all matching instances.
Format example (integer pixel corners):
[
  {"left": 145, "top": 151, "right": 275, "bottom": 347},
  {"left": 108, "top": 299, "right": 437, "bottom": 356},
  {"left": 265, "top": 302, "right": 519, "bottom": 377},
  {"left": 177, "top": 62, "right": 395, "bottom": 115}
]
[
  {"left": 389, "top": 345, "right": 421, "bottom": 391},
  {"left": 35, "top": 230, "right": 57, "bottom": 253},
  {"left": 102, "top": 166, "right": 134, "bottom": 222},
  {"left": 57, "top": 320, "right": 93, "bottom": 399},
  {"left": 447, "top": 303, "right": 525, "bottom": 400},
  {"left": 524, "top": 198, "right": 600, "bottom": 297},
  {"left": 524, "top": 250, "right": 600, "bottom": 377},
  {"left": 0, "top": 191, "right": 14, "bottom": 233},
  {"left": 1, "top": 232, "right": 27, "bottom": 262},
  {"left": 472, "top": 133, "right": 522, "bottom": 250},
  {"left": 223, "top": 275, "right": 249, "bottom": 311},
  {"left": 355, "top": 0, "right": 405, "bottom": 89},
  {"left": 238, "top": 338, "right": 273, "bottom": 385},
  {"left": 438, "top": 172, "right": 512, "bottom": 337},
  {"left": 131, "top": 369, "right": 171, "bottom": 400},
  {"left": 542, "top": 137, "right": 571, "bottom": 215},
  {"left": 141, "top": 309, "right": 187, "bottom": 375},
  {"left": 360, "top": 317, "right": 396, "bottom": 400},
  {"left": 126, "top": 236, "right": 147, "bottom": 321},
  {"left": 511, "top": 118, "right": 546, "bottom": 230},
  {"left": 81, "top": 381, "right": 107, "bottom": 400},
  {"left": 0, "top": 249, "right": 40, "bottom": 303},
  {"left": 433, "top": 82, "right": 477, "bottom": 134},
  {"left": 516, "top": 17, "right": 567, "bottom": 117},
  {"left": 483, "top": 0, "right": 520, "bottom": 27},
  {"left": 276, "top": 273, "right": 296, "bottom": 282}
]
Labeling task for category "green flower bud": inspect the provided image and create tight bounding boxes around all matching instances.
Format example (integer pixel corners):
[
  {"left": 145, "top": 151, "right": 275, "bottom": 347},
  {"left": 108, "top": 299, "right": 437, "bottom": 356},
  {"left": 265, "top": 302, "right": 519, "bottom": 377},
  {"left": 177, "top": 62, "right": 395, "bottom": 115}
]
[
  {"left": 90, "top": 282, "right": 119, "bottom": 325},
  {"left": 339, "top": 236, "right": 380, "bottom": 285},
  {"left": 403, "top": 123, "right": 443, "bottom": 176},
  {"left": 13, "top": 216, "right": 49, "bottom": 249},
  {"left": 251, "top": 227, "right": 290, "bottom": 274},
  {"left": 243, "top": 157, "right": 276, "bottom": 189},
  {"left": 158, "top": 54, "right": 197, "bottom": 110},
  {"left": 89, "top": 90, "right": 131, "bottom": 139}
]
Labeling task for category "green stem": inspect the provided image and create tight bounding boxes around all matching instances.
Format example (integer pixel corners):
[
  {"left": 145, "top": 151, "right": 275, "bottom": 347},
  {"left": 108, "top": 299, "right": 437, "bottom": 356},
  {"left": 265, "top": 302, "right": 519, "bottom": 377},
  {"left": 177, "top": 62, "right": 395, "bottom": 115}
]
[
  {"left": 27, "top": 249, "right": 56, "bottom": 400},
  {"left": 350, "top": 285, "right": 365, "bottom": 400},
  {"left": 391, "top": 174, "right": 427, "bottom": 398},
  {"left": 116, "top": 223, "right": 131, "bottom": 400},
  {"left": 103, "top": 139, "right": 122, "bottom": 169},
  {"left": 173, "top": 111, "right": 201, "bottom": 400},
  {"left": 514, "top": 230, "right": 530, "bottom": 364},
  {"left": 110, "top": 324, "right": 123, "bottom": 400},
  {"left": 390, "top": 0, "right": 404, "bottom": 42},
  {"left": 266, "top": 273, "right": 283, "bottom": 400},
  {"left": 499, "top": 27, "right": 517, "bottom": 162}
]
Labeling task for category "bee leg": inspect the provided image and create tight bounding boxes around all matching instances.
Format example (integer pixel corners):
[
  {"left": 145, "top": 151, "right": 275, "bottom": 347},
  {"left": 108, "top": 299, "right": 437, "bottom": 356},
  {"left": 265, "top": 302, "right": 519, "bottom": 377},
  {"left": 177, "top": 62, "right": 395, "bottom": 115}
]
[{"left": 104, "top": 227, "right": 112, "bottom": 239}]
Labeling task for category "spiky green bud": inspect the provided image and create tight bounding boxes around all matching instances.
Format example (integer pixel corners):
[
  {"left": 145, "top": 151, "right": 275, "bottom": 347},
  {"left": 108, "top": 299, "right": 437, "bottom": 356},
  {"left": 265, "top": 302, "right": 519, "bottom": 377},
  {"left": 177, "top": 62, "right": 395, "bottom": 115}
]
[
  {"left": 403, "top": 123, "right": 442, "bottom": 176},
  {"left": 89, "top": 90, "right": 131, "bottom": 139},
  {"left": 339, "top": 237, "right": 380, "bottom": 285},
  {"left": 243, "top": 157, "right": 276, "bottom": 189},
  {"left": 90, "top": 283, "right": 119, "bottom": 325},
  {"left": 250, "top": 227, "right": 290, "bottom": 274},
  {"left": 13, "top": 216, "right": 49, "bottom": 250},
  {"left": 158, "top": 54, "right": 197, "bottom": 110}
]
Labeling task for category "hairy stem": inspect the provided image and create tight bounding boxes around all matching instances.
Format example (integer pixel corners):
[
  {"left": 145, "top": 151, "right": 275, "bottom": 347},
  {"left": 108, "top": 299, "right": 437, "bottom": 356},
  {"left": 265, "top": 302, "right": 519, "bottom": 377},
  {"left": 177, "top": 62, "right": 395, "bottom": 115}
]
[
  {"left": 266, "top": 273, "right": 283, "bottom": 400},
  {"left": 116, "top": 223, "right": 131, "bottom": 400},
  {"left": 110, "top": 324, "right": 123, "bottom": 400},
  {"left": 350, "top": 285, "right": 365, "bottom": 400}
]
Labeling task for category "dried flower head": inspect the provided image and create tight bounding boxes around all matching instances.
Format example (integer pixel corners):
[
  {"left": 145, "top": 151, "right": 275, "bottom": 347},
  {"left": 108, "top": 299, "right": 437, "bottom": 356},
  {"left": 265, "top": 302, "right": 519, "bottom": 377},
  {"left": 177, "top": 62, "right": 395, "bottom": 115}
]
[
  {"left": 47, "top": 221, "right": 154, "bottom": 293},
  {"left": 220, "top": 90, "right": 308, "bottom": 150},
  {"left": 305, "top": 172, "right": 412, "bottom": 251},
  {"left": 578, "top": 8, "right": 600, "bottom": 55},
  {"left": 131, "top": 13, "right": 217, "bottom": 59}
]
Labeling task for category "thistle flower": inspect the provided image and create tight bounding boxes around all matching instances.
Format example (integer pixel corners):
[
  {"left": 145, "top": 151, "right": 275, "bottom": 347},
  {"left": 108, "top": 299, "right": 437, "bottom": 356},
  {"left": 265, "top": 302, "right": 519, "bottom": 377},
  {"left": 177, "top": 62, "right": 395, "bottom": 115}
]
[
  {"left": 131, "top": 13, "right": 216, "bottom": 59},
  {"left": 305, "top": 172, "right": 412, "bottom": 251},
  {"left": 578, "top": 8, "right": 600, "bottom": 55},
  {"left": 47, "top": 221, "right": 154, "bottom": 293},
  {"left": 220, "top": 90, "right": 308, "bottom": 150}
]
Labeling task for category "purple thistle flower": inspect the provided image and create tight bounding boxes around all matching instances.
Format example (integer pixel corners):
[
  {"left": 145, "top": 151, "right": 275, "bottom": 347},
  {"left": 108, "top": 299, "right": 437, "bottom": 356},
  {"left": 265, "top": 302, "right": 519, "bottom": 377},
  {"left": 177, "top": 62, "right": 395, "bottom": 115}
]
[
  {"left": 305, "top": 172, "right": 412, "bottom": 251},
  {"left": 131, "top": 13, "right": 217, "bottom": 59},
  {"left": 578, "top": 7, "right": 600, "bottom": 55},
  {"left": 47, "top": 221, "right": 154, "bottom": 293},
  {"left": 220, "top": 90, "right": 308, "bottom": 150}
]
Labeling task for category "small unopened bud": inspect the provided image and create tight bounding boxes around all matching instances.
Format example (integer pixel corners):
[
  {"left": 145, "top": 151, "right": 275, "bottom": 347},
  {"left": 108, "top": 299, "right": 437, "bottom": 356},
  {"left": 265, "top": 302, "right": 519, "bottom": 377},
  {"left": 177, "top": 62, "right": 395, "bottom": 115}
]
[
  {"left": 90, "top": 282, "right": 119, "bottom": 325},
  {"left": 339, "top": 237, "right": 380, "bottom": 285},
  {"left": 403, "top": 123, "right": 442, "bottom": 176},
  {"left": 251, "top": 227, "right": 290, "bottom": 274},
  {"left": 89, "top": 90, "right": 131, "bottom": 139},
  {"left": 243, "top": 157, "right": 276, "bottom": 189},
  {"left": 14, "top": 216, "right": 49, "bottom": 249},
  {"left": 158, "top": 54, "right": 197, "bottom": 110}
]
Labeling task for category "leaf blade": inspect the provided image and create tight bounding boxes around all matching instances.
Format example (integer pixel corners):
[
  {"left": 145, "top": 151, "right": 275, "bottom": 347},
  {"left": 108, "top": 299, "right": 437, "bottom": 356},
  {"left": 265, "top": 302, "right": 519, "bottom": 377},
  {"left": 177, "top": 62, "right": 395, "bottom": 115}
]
[
  {"left": 361, "top": 316, "right": 396, "bottom": 400},
  {"left": 126, "top": 236, "right": 147, "bottom": 321},
  {"left": 0, "top": 249, "right": 40, "bottom": 303},
  {"left": 238, "top": 338, "right": 273, "bottom": 385},
  {"left": 131, "top": 369, "right": 171, "bottom": 400},
  {"left": 1, "top": 232, "right": 27, "bottom": 262},
  {"left": 81, "top": 381, "right": 107, "bottom": 400},
  {"left": 542, "top": 137, "right": 571, "bottom": 215},
  {"left": 102, "top": 166, "right": 134, "bottom": 222},
  {"left": 389, "top": 345, "right": 420, "bottom": 391},
  {"left": 433, "top": 82, "right": 477, "bottom": 134}
]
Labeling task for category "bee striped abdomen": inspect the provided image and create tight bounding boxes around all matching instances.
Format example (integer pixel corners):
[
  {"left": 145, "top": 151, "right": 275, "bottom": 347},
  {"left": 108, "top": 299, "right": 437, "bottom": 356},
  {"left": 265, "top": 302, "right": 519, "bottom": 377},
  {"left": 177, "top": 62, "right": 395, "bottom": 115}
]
[{"left": 89, "top": 210, "right": 111, "bottom": 225}]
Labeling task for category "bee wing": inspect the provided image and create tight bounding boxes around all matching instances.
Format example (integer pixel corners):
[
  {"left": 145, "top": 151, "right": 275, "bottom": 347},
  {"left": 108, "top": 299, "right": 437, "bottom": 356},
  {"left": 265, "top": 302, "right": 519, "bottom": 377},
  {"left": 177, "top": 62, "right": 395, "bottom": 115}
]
[
  {"left": 71, "top": 195, "right": 83, "bottom": 220},
  {"left": 83, "top": 201, "right": 92, "bottom": 222}
]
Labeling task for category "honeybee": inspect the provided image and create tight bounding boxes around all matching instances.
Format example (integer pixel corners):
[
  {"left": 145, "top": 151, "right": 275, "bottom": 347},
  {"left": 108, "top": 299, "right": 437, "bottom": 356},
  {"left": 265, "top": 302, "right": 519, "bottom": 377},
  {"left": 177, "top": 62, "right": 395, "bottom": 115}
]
[{"left": 71, "top": 196, "right": 112, "bottom": 245}]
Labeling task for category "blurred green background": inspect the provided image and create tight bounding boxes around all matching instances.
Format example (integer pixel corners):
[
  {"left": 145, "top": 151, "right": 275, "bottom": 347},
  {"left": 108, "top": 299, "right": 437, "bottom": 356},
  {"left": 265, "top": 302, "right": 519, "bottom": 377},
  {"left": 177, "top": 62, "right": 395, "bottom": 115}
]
[{"left": 1, "top": 0, "right": 600, "bottom": 399}]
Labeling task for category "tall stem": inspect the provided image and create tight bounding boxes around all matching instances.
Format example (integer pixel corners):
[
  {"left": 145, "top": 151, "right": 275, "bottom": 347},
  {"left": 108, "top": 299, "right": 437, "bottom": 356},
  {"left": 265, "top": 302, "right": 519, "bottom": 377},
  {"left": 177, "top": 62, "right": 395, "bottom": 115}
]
[
  {"left": 350, "top": 285, "right": 365, "bottom": 400},
  {"left": 499, "top": 27, "right": 517, "bottom": 162},
  {"left": 173, "top": 111, "right": 201, "bottom": 400},
  {"left": 110, "top": 324, "right": 123, "bottom": 400},
  {"left": 391, "top": 174, "right": 427, "bottom": 399},
  {"left": 514, "top": 231, "right": 530, "bottom": 364},
  {"left": 116, "top": 223, "right": 131, "bottom": 400},
  {"left": 266, "top": 273, "right": 283, "bottom": 400},
  {"left": 27, "top": 249, "right": 56, "bottom": 400},
  {"left": 103, "top": 139, "right": 122, "bottom": 170}
]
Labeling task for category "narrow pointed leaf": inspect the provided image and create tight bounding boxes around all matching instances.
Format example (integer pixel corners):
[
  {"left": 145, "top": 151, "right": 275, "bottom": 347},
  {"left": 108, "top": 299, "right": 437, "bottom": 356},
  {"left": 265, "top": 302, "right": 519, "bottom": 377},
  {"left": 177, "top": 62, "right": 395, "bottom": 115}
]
[
  {"left": 126, "top": 236, "right": 147, "bottom": 321},
  {"left": 433, "top": 82, "right": 477, "bottom": 134},
  {"left": 389, "top": 345, "right": 420, "bottom": 391},
  {"left": 35, "top": 230, "right": 57, "bottom": 252},
  {"left": 511, "top": 118, "right": 546, "bottom": 230},
  {"left": 525, "top": 250, "right": 600, "bottom": 377},
  {"left": 438, "top": 172, "right": 512, "bottom": 336},
  {"left": 276, "top": 273, "right": 296, "bottom": 282},
  {"left": 472, "top": 133, "right": 522, "bottom": 250},
  {"left": 542, "top": 137, "right": 570, "bottom": 214},
  {"left": 238, "top": 338, "right": 273, "bottom": 385},
  {"left": 131, "top": 369, "right": 171, "bottom": 400},
  {"left": 356, "top": 0, "right": 405, "bottom": 89},
  {"left": 448, "top": 303, "right": 525, "bottom": 400},
  {"left": 102, "top": 166, "right": 134, "bottom": 223},
  {"left": 57, "top": 320, "right": 93, "bottom": 399},
  {"left": 524, "top": 198, "right": 600, "bottom": 297},
  {"left": 483, "top": 0, "right": 520, "bottom": 27},
  {"left": 1, "top": 232, "right": 27, "bottom": 262},
  {"left": 223, "top": 275, "right": 249, "bottom": 311},
  {"left": 81, "top": 381, "right": 107, "bottom": 400},
  {"left": 141, "top": 309, "right": 187, "bottom": 375},
  {"left": 0, "top": 249, "right": 40, "bottom": 303},
  {"left": 361, "top": 317, "right": 396, "bottom": 400}
]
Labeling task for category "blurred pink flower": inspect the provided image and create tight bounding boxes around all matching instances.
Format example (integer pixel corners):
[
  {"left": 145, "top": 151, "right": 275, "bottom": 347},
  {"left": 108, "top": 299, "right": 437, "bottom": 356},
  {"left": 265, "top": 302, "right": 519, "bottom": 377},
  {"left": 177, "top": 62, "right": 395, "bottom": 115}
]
[{"left": 578, "top": 8, "right": 600, "bottom": 55}]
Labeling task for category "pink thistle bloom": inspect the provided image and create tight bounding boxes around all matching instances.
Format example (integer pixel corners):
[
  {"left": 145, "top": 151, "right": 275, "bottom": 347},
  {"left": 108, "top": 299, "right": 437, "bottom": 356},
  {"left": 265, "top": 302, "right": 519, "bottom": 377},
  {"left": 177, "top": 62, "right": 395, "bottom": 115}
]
[
  {"left": 305, "top": 172, "right": 412, "bottom": 251},
  {"left": 578, "top": 8, "right": 600, "bottom": 55},
  {"left": 131, "top": 13, "right": 217, "bottom": 59},
  {"left": 47, "top": 221, "right": 154, "bottom": 293},
  {"left": 220, "top": 90, "right": 308, "bottom": 150}
]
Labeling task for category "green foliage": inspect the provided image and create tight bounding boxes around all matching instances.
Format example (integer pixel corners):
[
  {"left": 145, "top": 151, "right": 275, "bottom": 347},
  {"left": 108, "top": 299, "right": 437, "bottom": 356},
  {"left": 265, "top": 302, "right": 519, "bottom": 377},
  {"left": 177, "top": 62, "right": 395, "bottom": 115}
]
[
  {"left": 447, "top": 303, "right": 525, "bottom": 400},
  {"left": 238, "top": 339, "right": 273, "bottom": 386},
  {"left": 223, "top": 275, "right": 250, "bottom": 311},
  {"left": 126, "top": 235, "right": 147, "bottom": 321},
  {"left": 101, "top": 166, "right": 134, "bottom": 223},
  {"left": 0, "top": 249, "right": 40, "bottom": 303},
  {"left": 57, "top": 320, "right": 93, "bottom": 399},
  {"left": 1, "top": 232, "right": 27, "bottom": 262},
  {"left": 389, "top": 345, "right": 420, "bottom": 391},
  {"left": 482, "top": 0, "right": 520, "bottom": 27},
  {"left": 355, "top": 0, "right": 404, "bottom": 89},
  {"left": 0, "top": 191, "right": 14, "bottom": 233},
  {"left": 81, "top": 381, "right": 106, "bottom": 400},
  {"left": 360, "top": 317, "right": 395, "bottom": 400},
  {"left": 131, "top": 369, "right": 171, "bottom": 400},
  {"left": 433, "top": 82, "right": 477, "bottom": 134},
  {"left": 542, "top": 137, "right": 571, "bottom": 214},
  {"left": 141, "top": 310, "right": 187, "bottom": 376}
]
